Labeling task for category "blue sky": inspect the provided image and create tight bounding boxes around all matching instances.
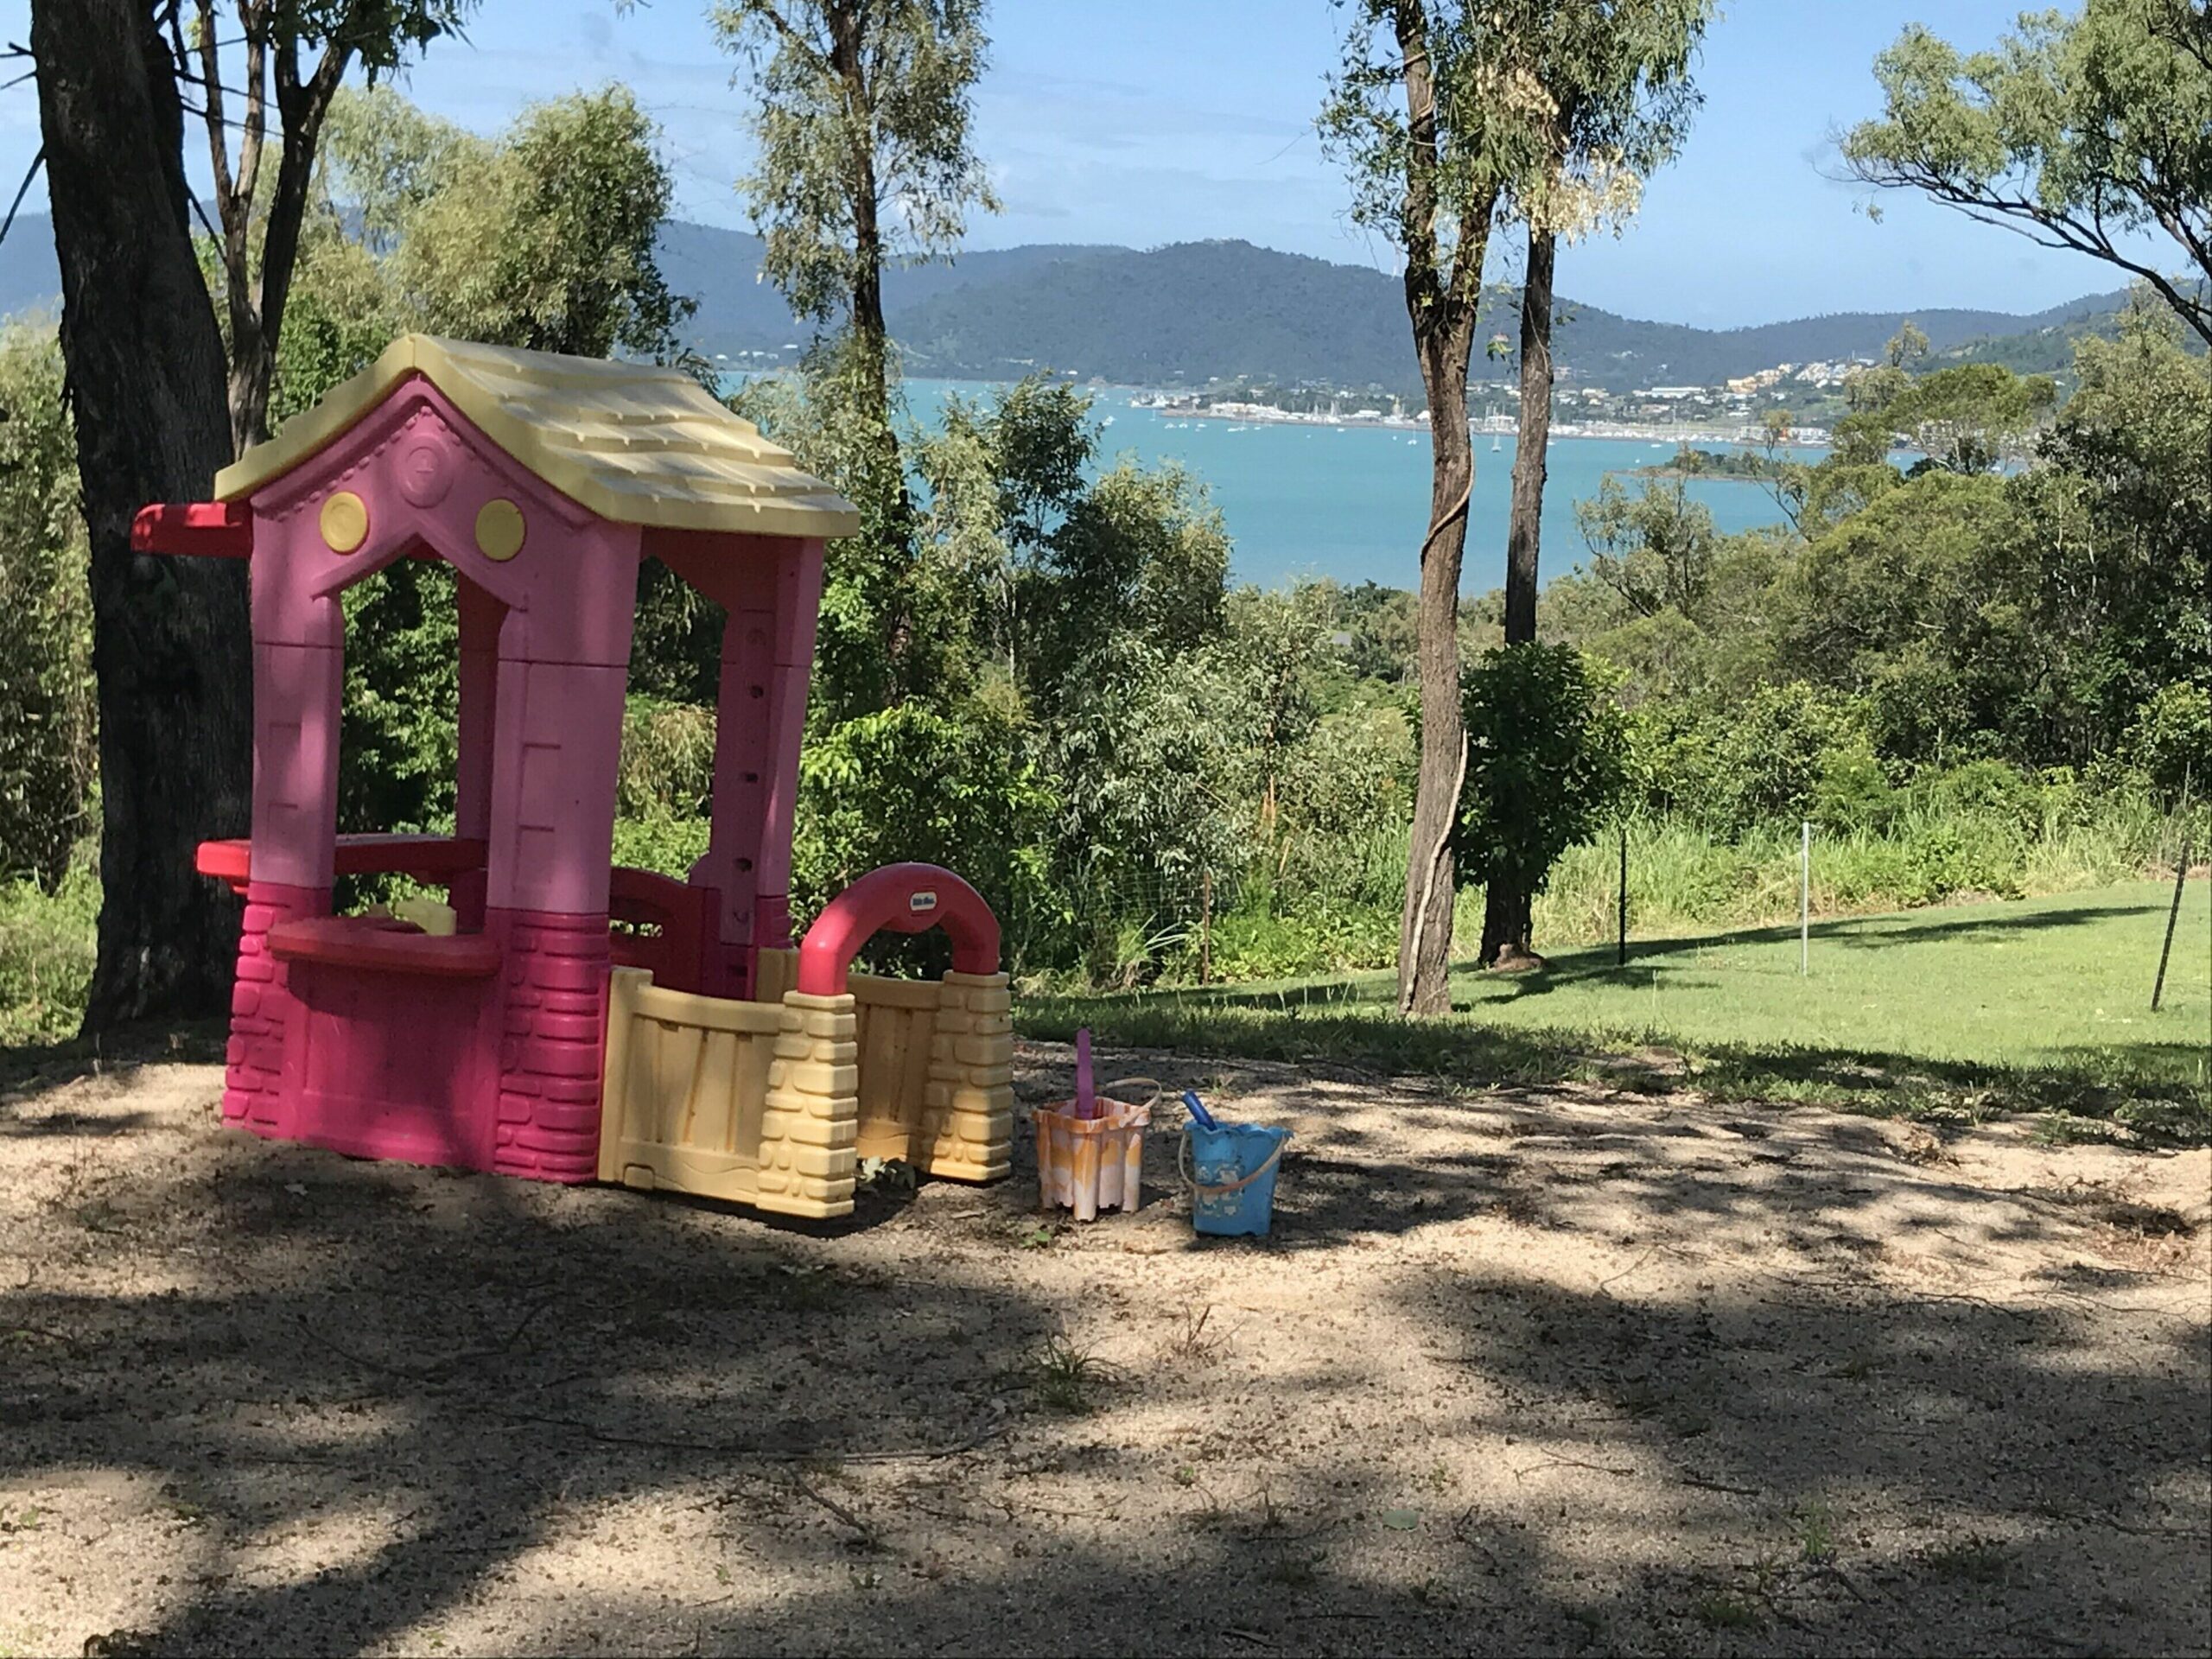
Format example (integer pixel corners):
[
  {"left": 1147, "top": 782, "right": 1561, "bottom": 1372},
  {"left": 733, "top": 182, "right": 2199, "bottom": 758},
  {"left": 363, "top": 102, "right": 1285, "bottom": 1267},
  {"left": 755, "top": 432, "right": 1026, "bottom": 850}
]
[{"left": 0, "top": 2, "right": 2148, "bottom": 326}]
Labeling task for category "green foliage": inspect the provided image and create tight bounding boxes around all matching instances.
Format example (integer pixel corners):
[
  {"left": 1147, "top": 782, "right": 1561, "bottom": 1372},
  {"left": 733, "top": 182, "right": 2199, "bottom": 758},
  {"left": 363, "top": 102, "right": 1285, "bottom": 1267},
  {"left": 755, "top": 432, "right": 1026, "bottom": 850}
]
[
  {"left": 1845, "top": 0, "right": 2212, "bottom": 345},
  {"left": 316, "top": 83, "right": 693, "bottom": 365},
  {"left": 335, "top": 560, "right": 458, "bottom": 836},
  {"left": 715, "top": 0, "right": 998, "bottom": 328},
  {"left": 1459, "top": 645, "right": 1627, "bottom": 902},
  {"left": 1574, "top": 474, "right": 1719, "bottom": 620},
  {"left": 743, "top": 368, "right": 1261, "bottom": 983},
  {"left": 794, "top": 701, "right": 1056, "bottom": 964},
  {"left": 0, "top": 865, "right": 96, "bottom": 1047},
  {"left": 1496, "top": 0, "right": 1714, "bottom": 240},
  {"left": 1836, "top": 362, "right": 2057, "bottom": 474},
  {"left": 618, "top": 698, "right": 718, "bottom": 822},
  {"left": 478, "top": 87, "right": 695, "bottom": 359},
  {"left": 2016, "top": 302, "right": 2212, "bottom": 752},
  {"left": 0, "top": 325, "right": 94, "bottom": 891},
  {"left": 612, "top": 695, "right": 716, "bottom": 877},
  {"left": 1321, "top": 3, "right": 1535, "bottom": 250},
  {"left": 611, "top": 814, "right": 711, "bottom": 881},
  {"left": 247, "top": 0, "right": 478, "bottom": 80},
  {"left": 2124, "top": 683, "right": 2212, "bottom": 803},
  {"left": 1630, "top": 683, "right": 1862, "bottom": 838}
]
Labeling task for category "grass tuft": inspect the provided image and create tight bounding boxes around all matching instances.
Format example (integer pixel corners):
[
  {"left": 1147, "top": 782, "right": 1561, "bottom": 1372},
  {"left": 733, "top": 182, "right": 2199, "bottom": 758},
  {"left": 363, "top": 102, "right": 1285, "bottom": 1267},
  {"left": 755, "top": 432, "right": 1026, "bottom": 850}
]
[{"left": 1028, "top": 1336, "right": 1111, "bottom": 1414}]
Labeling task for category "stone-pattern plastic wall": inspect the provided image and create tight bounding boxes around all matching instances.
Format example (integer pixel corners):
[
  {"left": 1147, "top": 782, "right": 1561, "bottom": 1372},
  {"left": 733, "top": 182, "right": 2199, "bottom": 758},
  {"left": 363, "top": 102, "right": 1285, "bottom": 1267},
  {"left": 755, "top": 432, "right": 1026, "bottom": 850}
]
[
  {"left": 920, "top": 970, "right": 1015, "bottom": 1182},
  {"left": 223, "top": 880, "right": 324, "bottom": 1129},
  {"left": 488, "top": 909, "right": 613, "bottom": 1182},
  {"left": 757, "top": 989, "right": 863, "bottom": 1217}
]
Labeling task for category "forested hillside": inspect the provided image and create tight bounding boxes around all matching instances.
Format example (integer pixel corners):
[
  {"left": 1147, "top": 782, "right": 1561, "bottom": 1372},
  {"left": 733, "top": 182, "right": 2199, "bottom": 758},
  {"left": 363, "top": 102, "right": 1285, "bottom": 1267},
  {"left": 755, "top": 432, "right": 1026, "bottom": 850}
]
[
  {"left": 886, "top": 238, "right": 2135, "bottom": 394},
  {"left": 0, "top": 211, "right": 2134, "bottom": 394}
]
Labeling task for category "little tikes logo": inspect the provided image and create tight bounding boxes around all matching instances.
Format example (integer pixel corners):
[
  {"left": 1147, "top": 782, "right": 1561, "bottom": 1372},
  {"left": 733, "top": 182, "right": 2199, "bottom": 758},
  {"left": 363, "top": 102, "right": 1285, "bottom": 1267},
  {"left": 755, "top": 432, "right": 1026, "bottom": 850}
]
[{"left": 909, "top": 890, "right": 939, "bottom": 915}]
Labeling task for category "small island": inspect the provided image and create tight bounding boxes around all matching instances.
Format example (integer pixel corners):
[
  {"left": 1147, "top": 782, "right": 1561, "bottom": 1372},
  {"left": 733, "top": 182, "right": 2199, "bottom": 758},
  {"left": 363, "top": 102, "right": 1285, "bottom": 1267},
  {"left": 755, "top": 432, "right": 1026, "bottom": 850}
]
[{"left": 1635, "top": 442, "right": 1793, "bottom": 479}]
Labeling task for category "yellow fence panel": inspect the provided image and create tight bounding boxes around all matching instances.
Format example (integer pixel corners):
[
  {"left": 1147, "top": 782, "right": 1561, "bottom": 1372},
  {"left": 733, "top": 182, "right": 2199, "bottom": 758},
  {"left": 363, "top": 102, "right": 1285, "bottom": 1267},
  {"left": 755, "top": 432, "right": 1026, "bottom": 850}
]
[
  {"left": 597, "top": 965, "right": 1011, "bottom": 1217},
  {"left": 599, "top": 968, "right": 783, "bottom": 1206}
]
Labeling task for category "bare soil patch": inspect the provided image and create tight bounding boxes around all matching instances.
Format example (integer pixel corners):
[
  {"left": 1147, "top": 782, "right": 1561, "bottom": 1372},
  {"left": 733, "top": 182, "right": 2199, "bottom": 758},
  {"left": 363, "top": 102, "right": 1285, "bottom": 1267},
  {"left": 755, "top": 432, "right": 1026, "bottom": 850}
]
[{"left": 3, "top": 1040, "right": 2207, "bottom": 1656}]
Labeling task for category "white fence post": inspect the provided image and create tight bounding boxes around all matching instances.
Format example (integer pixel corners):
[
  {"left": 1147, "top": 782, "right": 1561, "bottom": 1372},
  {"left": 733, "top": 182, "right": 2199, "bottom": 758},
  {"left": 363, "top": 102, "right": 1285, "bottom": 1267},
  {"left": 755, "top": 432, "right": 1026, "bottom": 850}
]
[{"left": 1800, "top": 820, "right": 1811, "bottom": 977}]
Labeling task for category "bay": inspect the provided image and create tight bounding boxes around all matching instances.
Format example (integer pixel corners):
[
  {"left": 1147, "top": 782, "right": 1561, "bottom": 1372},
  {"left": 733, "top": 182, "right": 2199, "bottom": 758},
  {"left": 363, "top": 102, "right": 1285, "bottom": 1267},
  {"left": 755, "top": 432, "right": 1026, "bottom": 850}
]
[{"left": 899, "top": 377, "right": 1808, "bottom": 595}]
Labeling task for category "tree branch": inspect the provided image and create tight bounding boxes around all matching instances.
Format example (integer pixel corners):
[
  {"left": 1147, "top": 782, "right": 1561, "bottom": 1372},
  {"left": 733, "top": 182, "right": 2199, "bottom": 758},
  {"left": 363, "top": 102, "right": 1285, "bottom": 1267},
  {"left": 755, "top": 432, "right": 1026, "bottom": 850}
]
[
  {"left": 749, "top": 0, "right": 831, "bottom": 78},
  {"left": 0, "top": 144, "right": 43, "bottom": 249},
  {"left": 1391, "top": 0, "right": 1446, "bottom": 331}
]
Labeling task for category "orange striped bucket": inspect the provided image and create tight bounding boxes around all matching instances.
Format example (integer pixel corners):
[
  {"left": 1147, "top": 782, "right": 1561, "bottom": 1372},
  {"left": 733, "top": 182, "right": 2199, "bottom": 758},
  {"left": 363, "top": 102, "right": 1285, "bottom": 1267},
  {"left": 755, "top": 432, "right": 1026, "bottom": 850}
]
[{"left": 1035, "top": 1077, "right": 1157, "bottom": 1221}]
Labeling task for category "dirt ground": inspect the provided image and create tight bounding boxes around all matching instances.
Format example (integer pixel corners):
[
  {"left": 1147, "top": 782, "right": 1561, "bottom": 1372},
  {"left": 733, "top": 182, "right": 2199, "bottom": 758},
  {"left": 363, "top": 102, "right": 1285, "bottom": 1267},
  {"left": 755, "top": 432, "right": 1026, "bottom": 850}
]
[{"left": 1, "top": 1039, "right": 2207, "bottom": 1658}]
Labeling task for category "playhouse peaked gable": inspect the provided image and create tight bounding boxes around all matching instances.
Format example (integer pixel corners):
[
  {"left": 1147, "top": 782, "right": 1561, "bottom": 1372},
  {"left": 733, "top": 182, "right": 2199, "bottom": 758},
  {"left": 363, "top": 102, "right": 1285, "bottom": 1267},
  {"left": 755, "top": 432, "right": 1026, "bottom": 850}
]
[{"left": 216, "top": 334, "right": 860, "bottom": 540}]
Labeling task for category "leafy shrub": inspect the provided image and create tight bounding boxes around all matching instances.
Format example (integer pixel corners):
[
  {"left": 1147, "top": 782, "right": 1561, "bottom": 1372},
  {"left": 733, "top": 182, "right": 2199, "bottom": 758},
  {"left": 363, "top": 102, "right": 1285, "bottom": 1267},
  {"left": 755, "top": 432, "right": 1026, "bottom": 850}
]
[
  {"left": 337, "top": 559, "right": 460, "bottom": 836},
  {"left": 795, "top": 701, "right": 1058, "bottom": 970},
  {"left": 0, "top": 863, "right": 97, "bottom": 1046},
  {"left": 1204, "top": 897, "right": 1399, "bottom": 982},
  {"left": 0, "top": 324, "right": 95, "bottom": 891},
  {"left": 610, "top": 813, "right": 710, "bottom": 880},
  {"left": 2123, "top": 682, "right": 2212, "bottom": 802},
  {"left": 1271, "top": 706, "right": 1414, "bottom": 907},
  {"left": 1458, "top": 644, "right": 1627, "bottom": 905},
  {"left": 1810, "top": 739, "right": 1897, "bottom": 833},
  {"left": 1905, "top": 759, "right": 2046, "bottom": 836},
  {"left": 617, "top": 697, "right": 717, "bottom": 820}
]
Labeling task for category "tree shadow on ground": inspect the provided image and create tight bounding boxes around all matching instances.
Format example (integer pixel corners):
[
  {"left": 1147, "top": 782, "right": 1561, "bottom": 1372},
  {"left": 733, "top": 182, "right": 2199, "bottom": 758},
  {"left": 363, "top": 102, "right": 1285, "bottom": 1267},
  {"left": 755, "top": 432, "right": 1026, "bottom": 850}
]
[
  {"left": 0, "top": 1020, "right": 227, "bottom": 1103},
  {"left": 1019, "top": 990, "right": 2207, "bottom": 1142},
  {"left": 0, "top": 1027, "right": 2202, "bottom": 1656},
  {"left": 1478, "top": 901, "right": 2170, "bottom": 1003},
  {"left": 1141, "top": 899, "right": 2165, "bottom": 1018}
]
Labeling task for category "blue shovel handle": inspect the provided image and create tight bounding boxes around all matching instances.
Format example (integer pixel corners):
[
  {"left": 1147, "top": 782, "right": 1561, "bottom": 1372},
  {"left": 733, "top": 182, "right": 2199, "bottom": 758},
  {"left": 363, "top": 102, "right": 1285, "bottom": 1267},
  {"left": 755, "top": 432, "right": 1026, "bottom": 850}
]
[{"left": 1180, "top": 1089, "right": 1220, "bottom": 1131}]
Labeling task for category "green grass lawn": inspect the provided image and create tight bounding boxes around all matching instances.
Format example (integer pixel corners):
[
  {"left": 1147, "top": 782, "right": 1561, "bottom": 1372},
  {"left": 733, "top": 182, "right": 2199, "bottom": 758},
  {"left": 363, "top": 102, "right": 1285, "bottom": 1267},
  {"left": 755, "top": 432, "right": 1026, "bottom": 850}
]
[{"left": 1020, "top": 880, "right": 2212, "bottom": 1140}]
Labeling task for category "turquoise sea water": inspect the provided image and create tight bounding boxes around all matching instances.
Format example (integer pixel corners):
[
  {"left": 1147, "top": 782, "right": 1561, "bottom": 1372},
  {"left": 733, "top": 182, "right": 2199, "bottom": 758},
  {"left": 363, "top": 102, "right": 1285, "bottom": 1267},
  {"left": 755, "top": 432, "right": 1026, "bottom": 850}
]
[{"left": 900, "top": 378, "right": 1808, "bottom": 595}]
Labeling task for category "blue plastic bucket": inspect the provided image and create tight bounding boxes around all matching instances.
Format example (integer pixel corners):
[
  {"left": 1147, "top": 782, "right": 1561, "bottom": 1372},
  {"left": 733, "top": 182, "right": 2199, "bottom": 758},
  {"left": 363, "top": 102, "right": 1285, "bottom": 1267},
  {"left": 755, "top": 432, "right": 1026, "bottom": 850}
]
[{"left": 1183, "top": 1123, "right": 1292, "bottom": 1237}]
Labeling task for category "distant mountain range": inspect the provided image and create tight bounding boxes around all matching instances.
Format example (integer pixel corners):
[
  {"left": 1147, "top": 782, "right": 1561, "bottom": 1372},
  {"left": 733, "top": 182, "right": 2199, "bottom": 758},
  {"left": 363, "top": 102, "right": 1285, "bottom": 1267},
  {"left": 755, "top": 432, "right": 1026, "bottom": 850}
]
[{"left": 0, "top": 213, "right": 2134, "bottom": 395}]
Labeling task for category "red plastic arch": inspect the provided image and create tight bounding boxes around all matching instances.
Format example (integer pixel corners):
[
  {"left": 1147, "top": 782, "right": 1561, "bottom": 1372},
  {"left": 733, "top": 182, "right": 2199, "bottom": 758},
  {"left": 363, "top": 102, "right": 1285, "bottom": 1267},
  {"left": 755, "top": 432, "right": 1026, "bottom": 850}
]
[{"left": 796, "top": 862, "right": 1001, "bottom": 997}]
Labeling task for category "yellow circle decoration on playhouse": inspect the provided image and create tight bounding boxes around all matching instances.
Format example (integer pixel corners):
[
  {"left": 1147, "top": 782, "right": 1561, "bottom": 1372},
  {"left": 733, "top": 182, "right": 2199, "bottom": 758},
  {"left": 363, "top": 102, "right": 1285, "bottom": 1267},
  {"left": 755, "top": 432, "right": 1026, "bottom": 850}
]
[
  {"left": 319, "top": 491, "right": 369, "bottom": 553},
  {"left": 475, "top": 498, "right": 526, "bottom": 561}
]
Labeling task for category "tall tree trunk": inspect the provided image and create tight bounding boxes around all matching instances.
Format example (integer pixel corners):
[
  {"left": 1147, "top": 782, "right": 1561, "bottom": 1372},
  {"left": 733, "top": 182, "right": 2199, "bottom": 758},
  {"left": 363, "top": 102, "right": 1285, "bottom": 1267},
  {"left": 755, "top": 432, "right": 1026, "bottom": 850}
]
[
  {"left": 1388, "top": 0, "right": 1491, "bottom": 1019},
  {"left": 824, "top": 0, "right": 918, "bottom": 707},
  {"left": 1481, "top": 226, "right": 1556, "bottom": 967},
  {"left": 247, "top": 39, "right": 347, "bottom": 452},
  {"left": 1397, "top": 327, "right": 1477, "bottom": 1017},
  {"left": 829, "top": 1, "right": 893, "bottom": 442},
  {"left": 849, "top": 187, "right": 892, "bottom": 438},
  {"left": 34, "top": 0, "right": 250, "bottom": 1031},
  {"left": 192, "top": 3, "right": 354, "bottom": 454},
  {"left": 1501, "top": 229, "right": 1553, "bottom": 646}
]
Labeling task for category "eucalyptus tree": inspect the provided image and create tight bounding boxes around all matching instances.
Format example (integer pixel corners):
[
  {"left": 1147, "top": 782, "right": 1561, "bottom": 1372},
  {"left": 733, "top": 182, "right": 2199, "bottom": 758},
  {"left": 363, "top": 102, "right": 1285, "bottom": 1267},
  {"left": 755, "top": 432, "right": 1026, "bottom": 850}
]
[
  {"left": 31, "top": 0, "right": 245, "bottom": 1027},
  {"left": 179, "top": 0, "right": 476, "bottom": 453},
  {"left": 715, "top": 0, "right": 997, "bottom": 446},
  {"left": 1482, "top": 0, "right": 1708, "bottom": 969},
  {"left": 1845, "top": 0, "right": 2212, "bottom": 346},
  {"left": 1321, "top": 0, "right": 1528, "bottom": 1015},
  {"left": 716, "top": 0, "right": 997, "bottom": 720},
  {"left": 323, "top": 85, "right": 691, "bottom": 364}
]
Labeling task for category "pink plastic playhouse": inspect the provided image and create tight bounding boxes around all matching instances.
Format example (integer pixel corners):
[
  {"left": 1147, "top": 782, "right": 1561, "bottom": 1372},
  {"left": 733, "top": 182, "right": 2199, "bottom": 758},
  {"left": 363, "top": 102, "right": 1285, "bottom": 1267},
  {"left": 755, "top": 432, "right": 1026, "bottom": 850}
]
[{"left": 135, "top": 335, "right": 1015, "bottom": 1219}]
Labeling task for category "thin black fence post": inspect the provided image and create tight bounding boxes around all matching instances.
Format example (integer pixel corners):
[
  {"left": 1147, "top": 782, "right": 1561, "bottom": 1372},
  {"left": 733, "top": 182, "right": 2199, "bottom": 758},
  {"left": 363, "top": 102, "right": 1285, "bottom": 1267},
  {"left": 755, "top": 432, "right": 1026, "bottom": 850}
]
[
  {"left": 1617, "top": 823, "right": 1628, "bottom": 968},
  {"left": 2152, "top": 841, "right": 2191, "bottom": 1014}
]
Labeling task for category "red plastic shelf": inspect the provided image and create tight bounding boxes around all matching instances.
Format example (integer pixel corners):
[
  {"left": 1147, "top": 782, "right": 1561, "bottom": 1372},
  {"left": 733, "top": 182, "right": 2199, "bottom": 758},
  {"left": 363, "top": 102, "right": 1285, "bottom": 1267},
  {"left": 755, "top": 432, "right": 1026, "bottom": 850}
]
[
  {"left": 266, "top": 915, "right": 501, "bottom": 978},
  {"left": 197, "top": 835, "right": 489, "bottom": 892}
]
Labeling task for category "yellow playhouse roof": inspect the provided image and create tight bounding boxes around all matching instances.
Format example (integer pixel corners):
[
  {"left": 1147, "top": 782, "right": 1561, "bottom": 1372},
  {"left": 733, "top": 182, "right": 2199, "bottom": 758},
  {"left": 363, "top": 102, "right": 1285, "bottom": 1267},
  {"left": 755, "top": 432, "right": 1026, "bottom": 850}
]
[{"left": 217, "top": 334, "right": 860, "bottom": 539}]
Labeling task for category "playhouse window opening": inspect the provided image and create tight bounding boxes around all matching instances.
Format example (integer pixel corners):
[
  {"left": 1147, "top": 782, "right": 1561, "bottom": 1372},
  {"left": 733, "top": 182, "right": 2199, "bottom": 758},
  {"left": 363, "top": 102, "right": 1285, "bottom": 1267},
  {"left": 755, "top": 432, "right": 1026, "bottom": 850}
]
[{"left": 330, "top": 556, "right": 502, "bottom": 927}]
